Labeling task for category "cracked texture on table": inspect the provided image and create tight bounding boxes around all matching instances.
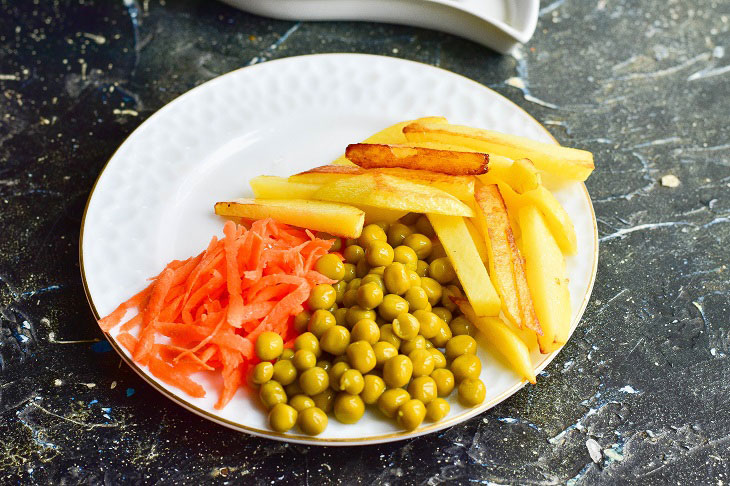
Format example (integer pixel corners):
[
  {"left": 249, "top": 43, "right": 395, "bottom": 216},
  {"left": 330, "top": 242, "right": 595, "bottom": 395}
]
[{"left": 1, "top": 0, "right": 728, "bottom": 484}]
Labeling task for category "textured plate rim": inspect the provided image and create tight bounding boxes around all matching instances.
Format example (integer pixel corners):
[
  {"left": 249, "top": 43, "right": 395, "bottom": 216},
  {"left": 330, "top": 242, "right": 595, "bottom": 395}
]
[{"left": 79, "top": 53, "right": 598, "bottom": 446}]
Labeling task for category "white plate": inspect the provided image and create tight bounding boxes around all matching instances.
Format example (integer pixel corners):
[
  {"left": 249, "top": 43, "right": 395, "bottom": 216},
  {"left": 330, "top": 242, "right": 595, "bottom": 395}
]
[
  {"left": 81, "top": 54, "right": 598, "bottom": 446},
  {"left": 220, "top": 0, "right": 539, "bottom": 54}
]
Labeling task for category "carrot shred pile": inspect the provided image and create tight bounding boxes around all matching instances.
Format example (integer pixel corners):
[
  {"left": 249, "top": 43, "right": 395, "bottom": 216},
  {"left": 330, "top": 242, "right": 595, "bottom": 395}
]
[{"left": 99, "top": 219, "right": 335, "bottom": 409}]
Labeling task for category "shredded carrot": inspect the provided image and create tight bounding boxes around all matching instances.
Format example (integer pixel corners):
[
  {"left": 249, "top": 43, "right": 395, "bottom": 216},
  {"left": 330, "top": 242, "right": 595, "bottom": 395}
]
[{"left": 99, "top": 218, "right": 333, "bottom": 410}]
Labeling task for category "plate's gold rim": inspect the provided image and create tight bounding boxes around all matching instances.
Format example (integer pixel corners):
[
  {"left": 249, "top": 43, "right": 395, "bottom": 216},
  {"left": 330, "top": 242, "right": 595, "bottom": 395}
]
[{"left": 79, "top": 53, "right": 599, "bottom": 445}]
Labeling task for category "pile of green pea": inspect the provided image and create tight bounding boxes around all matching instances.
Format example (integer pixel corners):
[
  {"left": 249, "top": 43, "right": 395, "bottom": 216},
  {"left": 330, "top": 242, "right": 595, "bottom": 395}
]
[{"left": 250, "top": 214, "right": 486, "bottom": 435}]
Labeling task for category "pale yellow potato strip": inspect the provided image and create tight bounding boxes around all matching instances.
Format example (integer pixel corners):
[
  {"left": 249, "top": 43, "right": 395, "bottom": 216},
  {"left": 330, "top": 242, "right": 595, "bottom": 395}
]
[
  {"left": 250, "top": 176, "right": 319, "bottom": 199},
  {"left": 214, "top": 198, "right": 365, "bottom": 239},
  {"left": 456, "top": 299, "right": 536, "bottom": 384},
  {"left": 518, "top": 205, "right": 572, "bottom": 352},
  {"left": 427, "top": 214, "right": 500, "bottom": 316},
  {"left": 404, "top": 121, "right": 594, "bottom": 181},
  {"left": 522, "top": 185, "right": 578, "bottom": 255}
]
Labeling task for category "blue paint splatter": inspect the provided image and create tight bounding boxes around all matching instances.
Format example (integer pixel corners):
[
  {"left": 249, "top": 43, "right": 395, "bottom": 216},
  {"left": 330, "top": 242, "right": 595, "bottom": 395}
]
[
  {"left": 126, "top": 388, "right": 135, "bottom": 397},
  {"left": 88, "top": 399, "right": 98, "bottom": 407},
  {"left": 91, "top": 340, "right": 112, "bottom": 353},
  {"left": 101, "top": 407, "right": 111, "bottom": 413}
]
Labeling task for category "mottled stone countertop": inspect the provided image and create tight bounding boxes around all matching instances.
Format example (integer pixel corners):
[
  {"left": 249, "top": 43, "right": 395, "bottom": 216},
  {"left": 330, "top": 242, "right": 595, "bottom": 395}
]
[{"left": 1, "top": 0, "right": 728, "bottom": 484}]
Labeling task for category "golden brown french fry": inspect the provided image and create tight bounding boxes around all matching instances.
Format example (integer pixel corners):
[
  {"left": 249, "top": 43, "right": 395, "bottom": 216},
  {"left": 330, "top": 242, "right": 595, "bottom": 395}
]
[
  {"left": 345, "top": 143, "right": 488, "bottom": 176},
  {"left": 290, "top": 164, "right": 475, "bottom": 201},
  {"left": 474, "top": 185, "right": 542, "bottom": 335},
  {"left": 314, "top": 173, "right": 474, "bottom": 217},
  {"left": 214, "top": 198, "right": 364, "bottom": 238},
  {"left": 427, "top": 214, "right": 500, "bottom": 316},
  {"left": 518, "top": 205, "right": 571, "bottom": 352},
  {"left": 403, "top": 121, "right": 594, "bottom": 181},
  {"left": 250, "top": 176, "right": 319, "bottom": 199},
  {"left": 456, "top": 299, "right": 537, "bottom": 384},
  {"left": 331, "top": 116, "right": 448, "bottom": 166}
]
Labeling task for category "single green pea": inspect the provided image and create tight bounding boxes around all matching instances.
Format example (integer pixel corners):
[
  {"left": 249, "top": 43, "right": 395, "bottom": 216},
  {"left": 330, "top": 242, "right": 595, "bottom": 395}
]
[
  {"left": 378, "top": 294, "right": 409, "bottom": 321},
  {"left": 289, "top": 394, "right": 315, "bottom": 412},
  {"left": 298, "top": 406, "right": 328, "bottom": 435},
  {"left": 342, "top": 289, "right": 359, "bottom": 308},
  {"left": 361, "top": 273, "right": 385, "bottom": 292},
  {"left": 320, "top": 325, "right": 351, "bottom": 356},
  {"left": 351, "top": 318, "right": 380, "bottom": 345},
  {"left": 285, "top": 380, "right": 304, "bottom": 397},
  {"left": 413, "top": 310, "right": 444, "bottom": 339},
  {"left": 308, "top": 284, "right": 337, "bottom": 310},
  {"left": 311, "top": 389, "right": 336, "bottom": 413},
  {"left": 430, "top": 321, "right": 453, "bottom": 348},
  {"left": 393, "top": 245, "right": 418, "bottom": 271},
  {"left": 294, "top": 310, "right": 312, "bottom": 334},
  {"left": 400, "top": 335, "right": 427, "bottom": 355},
  {"left": 426, "top": 397, "right": 450, "bottom": 422},
  {"left": 405, "top": 286, "right": 429, "bottom": 311},
  {"left": 365, "top": 241, "right": 395, "bottom": 267},
  {"left": 315, "top": 254, "right": 346, "bottom": 281},
  {"left": 342, "top": 263, "right": 357, "bottom": 283},
  {"left": 397, "top": 399, "right": 427, "bottom": 430},
  {"left": 346, "top": 306, "right": 377, "bottom": 328},
  {"left": 377, "top": 388, "right": 411, "bottom": 419},
  {"left": 441, "top": 285, "right": 462, "bottom": 312},
  {"left": 403, "top": 234, "right": 433, "bottom": 259},
  {"left": 346, "top": 277, "right": 362, "bottom": 292},
  {"left": 255, "top": 331, "right": 284, "bottom": 361},
  {"left": 373, "top": 341, "right": 399, "bottom": 367},
  {"left": 355, "top": 258, "right": 370, "bottom": 278},
  {"left": 449, "top": 316, "right": 475, "bottom": 336},
  {"left": 373, "top": 221, "right": 389, "bottom": 232},
  {"left": 384, "top": 262, "right": 411, "bottom": 296},
  {"left": 357, "top": 282, "right": 384, "bottom": 310},
  {"left": 272, "top": 359, "right": 298, "bottom": 386},
  {"left": 291, "top": 350, "right": 317, "bottom": 372},
  {"left": 358, "top": 224, "right": 387, "bottom": 248},
  {"left": 369, "top": 266, "right": 385, "bottom": 276},
  {"left": 458, "top": 378, "right": 486, "bottom": 407},
  {"left": 315, "top": 359, "right": 332, "bottom": 372},
  {"left": 346, "top": 340, "right": 377, "bottom": 374},
  {"left": 445, "top": 335, "right": 478, "bottom": 361},
  {"left": 387, "top": 223, "right": 413, "bottom": 247},
  {"left": 339, "top": 369, "right": 365, "bottom": 395},
  {"left": 407, "top": 270, "right": 422, "bottom": 289},
  {"left": 428, "top": 257, "right": 456, "bottom": 284},
  {"left": 431, "top": 307, "right": 453, "bottom": 324},
  {"left": 298, "top": 367, "right": 330, "bottom": 396},
  {"left": 392, "top": 312, "right": 420, "bottom": 340},
  {"left": 415, "top": 215, "right": 435, "bottom": 237},
  {"left": 308, "top": 309, "right": 336, "bottom": 338},
  {"left": 268, "top": 403, "right": 298, "bottom": 432},
  {"left": 383, "top": 354, "right": 413, "bottom": 388},
  {"left": 252, "top": 362, "right": 274, "bottom": 385},
  {"left": 420, "top": 277, "right": 443, "bottom": 306},
  {"left": 430, "top": 368, "right": 455, "bottom": 397},
  {"left": 360, "top": 374, "right": 386, "bottom": 405},
  {"left": 451, "top": 354, "right": 482, "bottom": 382},
  {"left": 407, "top": 376, "right": 437, "bottom": 404},
  {"left": 328, "top": 361, "right": 351, "bottom": 392},
  {"left": 334, "top": 393, "right": 365, "bottom": 424},
  {"left": 327, "top": 302, "right": 339, "bottom": 314},
  {"left": 343, "top": 244, "right": 365, "bottom": 264},
  {"left": 333, "top": 307, "right": 348, "bottom": 327},
  {"left": 409, "top": 349, "right": 435, "bottom": 377},
  {"left": 259, "top": 381, "right": 287, "bottom": 409},
  {"left": 429, "top": 348, "right": 448, "bottom": 370},
  {"left": 333, "top": 280, "right": 347, "bottom": 305},
  {"left": 416, "top": 260, "right": 429, "bottom": 277},
  {"left": 378, "top": 324, "right": 402, "bottom": 350},
  {"left": 294, "top": 332, "right": 321, "bottom": 358}
]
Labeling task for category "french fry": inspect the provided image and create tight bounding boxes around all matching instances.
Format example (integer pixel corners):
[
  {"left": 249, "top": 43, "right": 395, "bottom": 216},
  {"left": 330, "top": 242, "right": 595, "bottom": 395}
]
[
  {"left": 483, "top": 158, "right": 541, "bottom": 194},
  {"left": 345, "top": 143, "right": 488, "bottom": 176},
  {"left": 455, "top": 299, "right": 536, "bottom": 384},
  {"left": 314, "top": 173, "right": 474, "bottom": 217},
  {"left": 403, "top": 121, "right": 594, "bottom": 181},
  {"left": 518, "top": 205, "right": 571, "bottom": 352},
  {"left": 427, "top": 214, "right": 500, "bottom": 316},
  {"left": 358, "top": 206, "right": 408, "bottom": 224},
  {"left": 250, "top": 176, "right": 319, "bottom": 199},
  {"left": 474, "top": 185, "right": 541, "bottom": 335},
  {"left": 331, "top": 116, "right": 448, "bottom": 166},
  {"left": 464, "top": 218, "right": 488, "bottom": 263},
  {"left": 290, "top": 165, "right": 475, "bottom": 201},
  {"left": 522, "top": 185, "right": 578, "bottom": 255},
  {"left": 214, "top": 198, "right": 365, "bottom": 238}
]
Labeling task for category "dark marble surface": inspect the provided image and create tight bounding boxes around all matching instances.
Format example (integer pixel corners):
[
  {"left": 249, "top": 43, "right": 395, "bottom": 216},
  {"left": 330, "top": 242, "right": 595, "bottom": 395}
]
[{"left": 1, "top": 0, "right": 729, "bottom": 483}]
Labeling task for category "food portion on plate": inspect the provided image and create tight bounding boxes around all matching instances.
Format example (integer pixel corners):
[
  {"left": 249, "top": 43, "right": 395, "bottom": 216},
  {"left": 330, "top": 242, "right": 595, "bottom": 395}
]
[{"left": 99, "top": 116, "right": 594, "bottom": 437}]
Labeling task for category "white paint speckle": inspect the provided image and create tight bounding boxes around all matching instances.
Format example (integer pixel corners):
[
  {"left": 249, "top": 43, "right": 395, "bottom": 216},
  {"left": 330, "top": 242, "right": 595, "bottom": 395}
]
[
  {"left": 661, "top": 174, "right": 680, "bottom": 187},
  {"left": 586, "top": 438, "right": 602, "bottom": 462},
  {"left": 619, "top": 385, "right": 640, "bottom": 394}
]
